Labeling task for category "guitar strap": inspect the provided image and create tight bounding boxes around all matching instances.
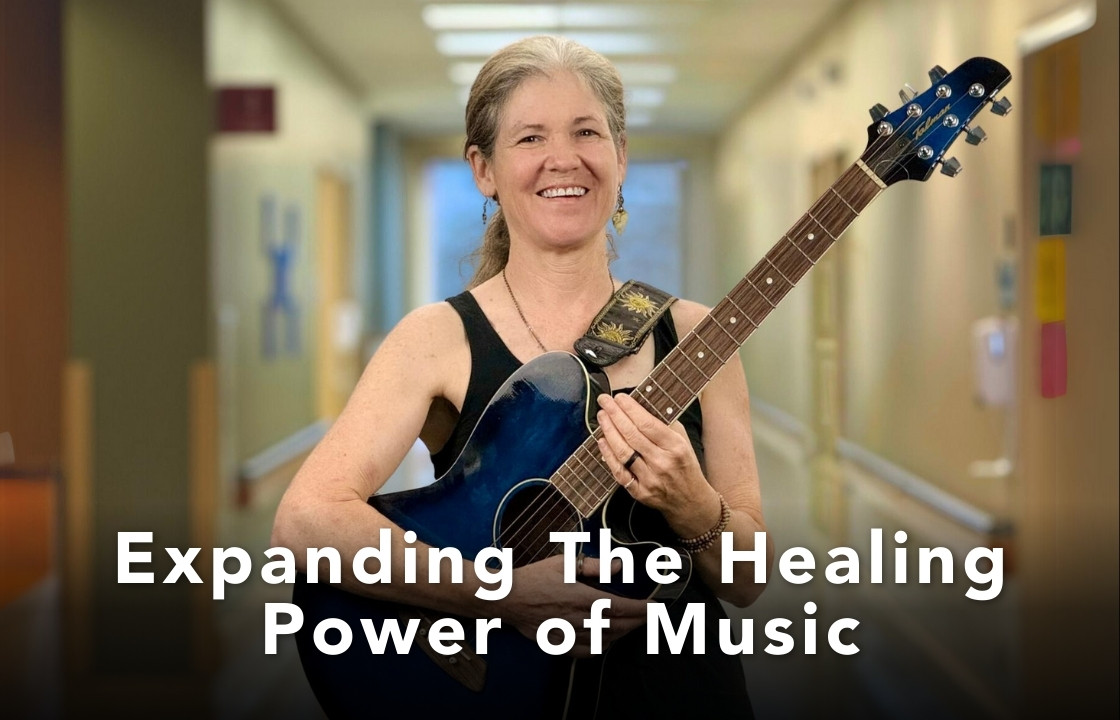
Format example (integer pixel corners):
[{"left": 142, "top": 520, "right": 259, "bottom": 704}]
[{"left": 573, "top": 280, "right": 677, "bottom": 367}]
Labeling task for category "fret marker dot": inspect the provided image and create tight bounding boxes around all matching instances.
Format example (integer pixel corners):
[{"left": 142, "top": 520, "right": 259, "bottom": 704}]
[
  {"left": 645, "top": 385, "right": 652, "bottom": 392},
  {"left": 765, "top": 277, "right": 774, "bottom": 285},
  {"left": 666, "top": 407, "right": 674, "bottom": 415},
  {"left": 697, "top": 351, "right": 705, "bottom": 359},
  {"left": 730, "top": 317, "right": 737, "bottom": 324},
  {"left": 808, "top": 233, "right": 815, "bottom": 240}
]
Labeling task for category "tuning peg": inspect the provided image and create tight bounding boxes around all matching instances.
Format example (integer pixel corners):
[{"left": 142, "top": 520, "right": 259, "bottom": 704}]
[
  {"left": 965, "top": 125, "right": 988, "bottom": 145},
  {"left": 899, "top": 84, "right": 917, "bottom": 102},
  {"left": 939, "top": 157, "right": 963, "bottom": 177},
  {"left": 990, "top": 97, "right": 1012, "bottom": 116},
  {"left": 869, "top": 103, "right": 889, "bottom": 121},
  {"left": 928, "top": 65, "right": 948, "bottom": 83}
]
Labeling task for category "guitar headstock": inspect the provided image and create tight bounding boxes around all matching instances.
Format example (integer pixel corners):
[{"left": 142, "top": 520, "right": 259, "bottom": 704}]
[{"left": 861, "top": 57, "right": 1012, "bottom": 186}]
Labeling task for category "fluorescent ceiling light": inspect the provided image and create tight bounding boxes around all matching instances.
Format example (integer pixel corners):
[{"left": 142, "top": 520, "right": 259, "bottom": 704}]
[
  {"left": 436, "top": 31, "right": 669, "bottom": 57},
  {"left": 422, "top": 4, "right": 690, "bottom": 31},
  {"left": 448, "top": 60, "right": 678, "bottom": 90},
  {"left": 1018, "top": 0, "right": 1096, "bottom": 55},
  {"left": 450, "top": 60, "right": 677, "bottom": 89},
  {"left": 626, "top": 87, "right": 666, "bottom": 107},
  {"left": 613, "top": 62, "right": 677, "bottom": 85},
  {"left": 449, "top": 61, "right": 485, "bottom": 86}
]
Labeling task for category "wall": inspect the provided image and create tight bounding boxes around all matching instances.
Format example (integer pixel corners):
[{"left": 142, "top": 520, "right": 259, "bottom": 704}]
[
  {"left": 65, "top": 0, "right": 211, "bottom": 710},
  {"left": 1016, "top": 1, "right": 1119, "bottom": 714},
  {"left": 0, "top": 0, "right": 66, "bottom": 470},
  {"left": 207, "top": 0, "right": 368, "bottom": 483},
  {"left": 714, "top": 0, "right": 1084, "bottom": 515}
]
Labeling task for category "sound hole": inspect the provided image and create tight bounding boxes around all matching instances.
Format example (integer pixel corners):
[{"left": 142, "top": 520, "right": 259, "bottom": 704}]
[{"left": 496, "top": 482, "right": 582, "bottom": 567}]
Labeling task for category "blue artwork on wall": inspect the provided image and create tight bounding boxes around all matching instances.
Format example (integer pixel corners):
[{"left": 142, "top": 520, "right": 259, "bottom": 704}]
[{"left": 260, "top": 194, "right": 302, "bottom": 359}]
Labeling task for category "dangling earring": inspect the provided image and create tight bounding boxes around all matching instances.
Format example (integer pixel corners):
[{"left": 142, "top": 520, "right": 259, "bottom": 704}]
[
  {"left": 481, "top": 197, "right": 491, "bottom": 225},
  {"left": 611, "top": 187, "right": 629, "bottom": 235}
]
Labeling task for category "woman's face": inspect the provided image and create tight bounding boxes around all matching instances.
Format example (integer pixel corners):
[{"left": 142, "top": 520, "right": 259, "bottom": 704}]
[{"left": 469, "top": 71, "right": 626, "bottom": 253}]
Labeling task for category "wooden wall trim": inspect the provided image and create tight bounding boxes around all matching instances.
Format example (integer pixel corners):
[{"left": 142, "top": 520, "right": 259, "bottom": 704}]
[
  {"left": 189, "top": 360, "right": 219, "bottom": 672},
  {"left": 61, "top": 359, "right": 92, "bottom": 675}
]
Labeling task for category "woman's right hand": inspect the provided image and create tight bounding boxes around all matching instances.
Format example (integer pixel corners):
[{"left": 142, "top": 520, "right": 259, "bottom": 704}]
[{"left": 501, "top": 555, "right": 649, "bottom": 657}]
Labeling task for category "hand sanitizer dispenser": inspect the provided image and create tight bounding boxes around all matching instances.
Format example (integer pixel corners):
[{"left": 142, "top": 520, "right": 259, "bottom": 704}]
[{"left": 972, "top": 316, "right": 1017, "bottom": 408}]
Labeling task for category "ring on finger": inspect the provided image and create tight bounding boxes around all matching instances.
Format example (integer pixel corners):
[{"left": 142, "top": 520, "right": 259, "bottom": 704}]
[
  {"left": 625, "top": 478, "right": 636, "bottom": 490},
  {"left": 623, "top": 450, "right": 641, "bottom": 471}
]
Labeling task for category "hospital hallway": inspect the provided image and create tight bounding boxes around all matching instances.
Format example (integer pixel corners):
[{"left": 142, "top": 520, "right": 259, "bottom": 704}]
[{"left": 1, "top": 1, "right": 1116, "bottom": 718}]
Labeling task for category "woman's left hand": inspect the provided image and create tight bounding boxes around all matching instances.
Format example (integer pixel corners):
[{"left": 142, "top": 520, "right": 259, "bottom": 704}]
[{"left": 595, "top": 393, "right": 715, "bottom": 520}]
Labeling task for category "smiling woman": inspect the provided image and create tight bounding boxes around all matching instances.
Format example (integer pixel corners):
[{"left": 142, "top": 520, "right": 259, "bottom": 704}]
[{"left": 273, "top": 35, "right": 770, "bottom": 719}]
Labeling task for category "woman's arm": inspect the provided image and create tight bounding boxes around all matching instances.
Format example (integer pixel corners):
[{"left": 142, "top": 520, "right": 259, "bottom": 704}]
[
  {"left": 271, "top": 302, "right": 648, "bottom": 652},
  {"left": 595, "top": 299, "right": 773, "bottom": 607},
  {"left": 271, "top": 302, "right": 493, "bottom": 615}
]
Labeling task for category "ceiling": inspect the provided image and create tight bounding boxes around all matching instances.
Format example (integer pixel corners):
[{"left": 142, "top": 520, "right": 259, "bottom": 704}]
[{"left": 269, "top": 0, "right": 852, "bottom": 136}]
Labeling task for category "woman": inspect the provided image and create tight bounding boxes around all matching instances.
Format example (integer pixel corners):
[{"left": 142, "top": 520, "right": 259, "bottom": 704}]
[{"left": 273, "top": 35, "right": 771, "bottom": 719}]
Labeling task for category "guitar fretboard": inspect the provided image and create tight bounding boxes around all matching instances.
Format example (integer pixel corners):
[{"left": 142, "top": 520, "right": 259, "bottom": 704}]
[{"left": 551, "top": 162, "right": 884, "bottom": 517}]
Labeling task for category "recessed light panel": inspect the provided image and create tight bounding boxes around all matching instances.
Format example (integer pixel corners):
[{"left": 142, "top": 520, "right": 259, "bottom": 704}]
[{"left": 436, "top": 31, "right": 669, "bottom": 56}]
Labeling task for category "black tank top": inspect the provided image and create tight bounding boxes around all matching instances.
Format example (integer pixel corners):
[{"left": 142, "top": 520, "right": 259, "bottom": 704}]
[
  {"left": 431, "top": 290, "right": 704, "bottom": 477},
  {"left": 432, "top": 290, "right": 753, "bottom": 719}
]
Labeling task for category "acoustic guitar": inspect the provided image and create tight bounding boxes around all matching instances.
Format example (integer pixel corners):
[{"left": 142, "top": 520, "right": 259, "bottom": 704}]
[{"left": 293, "top": 56, "right": 1012, "bottom": 719}]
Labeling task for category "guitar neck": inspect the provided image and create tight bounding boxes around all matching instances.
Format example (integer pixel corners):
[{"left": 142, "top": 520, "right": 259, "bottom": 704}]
[{"left": 552, "top": 161, "right": 885, "bottom": 517}]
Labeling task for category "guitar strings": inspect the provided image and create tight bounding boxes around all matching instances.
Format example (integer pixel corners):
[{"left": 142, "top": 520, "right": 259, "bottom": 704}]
[
  {"left": 496, "top": 86, "right": 986, "bottom": 568},
  {"left": 503, "top": 151, "right": 906, "bottom": 566},
  {"left": 501, "top": 127, "right": 918, "bottom": 566},
  {"left": 502, "top": 155, "right": 894, "bottom": 563}
]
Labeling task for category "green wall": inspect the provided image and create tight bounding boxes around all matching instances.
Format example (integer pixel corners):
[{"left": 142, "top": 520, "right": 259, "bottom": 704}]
[{"left": 66, "top": 0, "right": 209, "bottom": 690}]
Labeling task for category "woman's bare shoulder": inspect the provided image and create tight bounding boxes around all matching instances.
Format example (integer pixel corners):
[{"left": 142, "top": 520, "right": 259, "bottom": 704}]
[
  {"left": 376, "top": 301, "right": 465, "bottom": 359},
  {"left": 668, "top": 297, "right": 711, "bottom": 334},
  {"left": 358, "top": 300, "right": 469, "bottom": 400}
]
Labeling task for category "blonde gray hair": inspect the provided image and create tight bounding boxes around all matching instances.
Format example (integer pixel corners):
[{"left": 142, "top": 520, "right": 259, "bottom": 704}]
[{"left": 464, "top": 35, "right": 626, "bottom": 287}]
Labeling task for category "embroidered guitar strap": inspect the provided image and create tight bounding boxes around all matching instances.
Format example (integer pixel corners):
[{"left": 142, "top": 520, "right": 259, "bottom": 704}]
[{"left": 573, "top": 280, "right": 677, "bottom": 367}]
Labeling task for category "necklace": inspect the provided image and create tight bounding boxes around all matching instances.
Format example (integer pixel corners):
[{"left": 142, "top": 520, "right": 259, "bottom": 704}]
[
  {"left": 502, "top": 268, "right": 548, "bottom": 352},
  {"left": 501, "top": 267, "right": 615, "bottom": 354}
]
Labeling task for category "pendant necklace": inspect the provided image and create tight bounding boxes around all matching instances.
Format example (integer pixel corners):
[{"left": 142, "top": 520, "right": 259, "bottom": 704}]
[{"left": 502, "top": 266, "right": 615, "bottom": 354}]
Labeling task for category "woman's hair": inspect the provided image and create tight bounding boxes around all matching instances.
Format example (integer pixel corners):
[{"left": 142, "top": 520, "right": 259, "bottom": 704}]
[{"left": 464, "top": 35, "right": 626, "bottom": 287}]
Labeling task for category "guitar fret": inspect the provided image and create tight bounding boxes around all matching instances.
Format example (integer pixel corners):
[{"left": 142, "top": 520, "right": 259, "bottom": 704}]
[
  {"left": 642, "top": 378, "right": 673, "bottom": 422},
  {"left": 821, "top": 194, "right": 856, "bottom": 227},
  {"left": 655, "top": 365, "right": 692, "bottom": 405},
  {"left": 761, "top": 255, "right": 795, "bottom": 288},
  {"left": 746, "top": 278, "right": 778, "bottom": 308},
  {"left": 691, "top": 330, "right": 718, "bottom": 357},
  {"left": 677, "top": 345, "right": 713, "bottom": 381},
  {"left": 829, "top": 186, "right": 859, "bottom": 215},
  {"left": 791, "top": 223, "right": 830, "bottom": 260},
  {"left": 662, "top": 362, "right": 694, "bottom": 394},
  {"left": 785, "top": 234, "right": 817, "bottom": 265},
  {"left": 704, "top": 314, "right": 741, "bottom": 351},
  {"left": 772, "top": 233, "right": 814, "bottom": 277},
  {"left": 724, "top": 294, "right": 759, "bottom": 328},
  {"left": 805, "top": 210, "right": 838, "bottom": 241}
]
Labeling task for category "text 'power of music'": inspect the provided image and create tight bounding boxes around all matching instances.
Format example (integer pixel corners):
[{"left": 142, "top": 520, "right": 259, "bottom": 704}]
[{"left": 117, "top": 529, "right": 1003, "bottom": 657}]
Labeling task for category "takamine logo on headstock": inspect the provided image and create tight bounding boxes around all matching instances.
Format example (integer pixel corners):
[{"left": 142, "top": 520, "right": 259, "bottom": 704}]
[
  {"left": 863, "top": 57, "right": 1012, "bottom": 186},
  {"left": 913, "top": 105, "right": 952, "bottom": 140}
]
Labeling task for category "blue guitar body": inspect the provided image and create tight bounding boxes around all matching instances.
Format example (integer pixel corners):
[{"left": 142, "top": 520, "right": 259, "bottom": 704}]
[{"left": 293, "top": 352, "right": 690, "bottom": 719}]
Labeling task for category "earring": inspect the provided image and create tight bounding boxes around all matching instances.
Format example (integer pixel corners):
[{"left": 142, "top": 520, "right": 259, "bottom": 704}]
[
  {"left": 611, "top": 187, "right": 629, "bottom": 235},
  {"left": 481, "top": 197, "right": 490, "bottom": 225}
]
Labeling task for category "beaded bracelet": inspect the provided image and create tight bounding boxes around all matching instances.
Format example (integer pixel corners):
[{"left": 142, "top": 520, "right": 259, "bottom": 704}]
[{"left": 677, "top": 494, "right": 731, "bottom": 554}]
